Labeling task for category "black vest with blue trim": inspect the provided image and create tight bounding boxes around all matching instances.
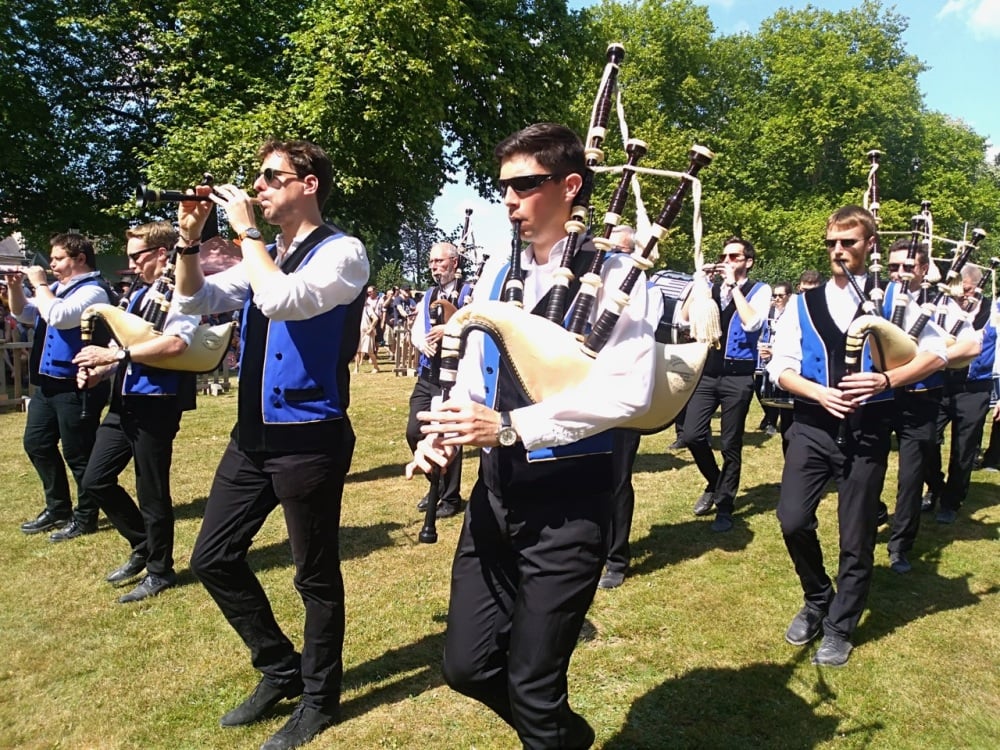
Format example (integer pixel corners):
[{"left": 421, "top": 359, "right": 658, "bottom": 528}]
[
  {"left": 794, "top": 283, "right": 893, "bottom": 431},
  {"left": 418, "top": 281, "right": 473, "bottom": 383},
  {"left": 110, "top": 285, "right": 196, "bottom": 412},
  {"left": 479, "top": 240, "right": 614, "bottom": 495},
  {"left": 234, "top": 225, "right": 365, "bottom": 453},
  {"left": 882, "top": 282, "right": 943, "bottom": 392},
  {"left": 703, "top": 279, "right": 764, "bottom": 376},
  {"left": 30, "top": 275, "right": 111, "bottom": 390}
]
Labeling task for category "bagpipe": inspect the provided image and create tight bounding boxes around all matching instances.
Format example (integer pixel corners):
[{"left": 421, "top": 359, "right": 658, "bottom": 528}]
[
  {"left": 438, "top": 44, "right": 716, "bottom": 435},
  {"left": 80, "top": 175, "right": 235, "bottom": 377},
  {"left": 838, "top": 149, "right": 992, "bottom": 444}
]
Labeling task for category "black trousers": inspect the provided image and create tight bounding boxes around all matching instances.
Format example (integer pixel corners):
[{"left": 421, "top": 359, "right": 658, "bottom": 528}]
[
  {"left": 190, "top": 427, "right": 354, "bottom": 711},
  {"left": 406, "top": 376, "right": 463, "bottom": 502},
  {"left": 23, "top": 382, "right": 109, "bottom": 525},
  {"left": 681, "top": 373, "right": 755, "bottom": 514},
  {"left": 925, "top": 387, "right": 991, "bottom": 512},
  {"left": 777, "top": 416, "right": 890, "bottom": 640},
  {"left": 887, "top": 391, "right": 940, "bottom": 555},
  {"left": 606, "top": 429, "right": 641, "bottom": 574},
  {"left": 442, "top": 476, "right": 607, "bottom": 749},
  {"left": 82, "top": 401, "right": 182, "bottom": 576}
]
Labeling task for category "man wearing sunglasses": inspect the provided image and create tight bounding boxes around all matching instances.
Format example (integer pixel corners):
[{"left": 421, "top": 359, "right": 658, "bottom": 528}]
[
  {"left": 72, "top": 220, "right": 199, "bottom": 603},
  {"left": 407, "top": 122, "right": 655, "bottom": 749},
  {"left": 175, "top": 139, "right": 369, "bottom": 750},
  {"left": 679, "top": 236, "right": 771, "bottom": 533},
  {"left": 6, "top": 233, "right": 113, "bottom": 541},
  {"left": 767, "top": 205, "right": 946, "bottom": 666}
]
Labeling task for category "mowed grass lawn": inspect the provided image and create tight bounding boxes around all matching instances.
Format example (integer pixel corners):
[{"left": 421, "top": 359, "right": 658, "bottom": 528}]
[{"left": 0, "top": 366, "right": 998, "bottom": 749}]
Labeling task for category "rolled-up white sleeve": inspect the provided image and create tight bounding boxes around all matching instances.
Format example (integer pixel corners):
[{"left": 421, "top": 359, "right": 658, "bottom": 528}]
[{"left": 177, "top": 235, "right": 369, "bottom": 321}]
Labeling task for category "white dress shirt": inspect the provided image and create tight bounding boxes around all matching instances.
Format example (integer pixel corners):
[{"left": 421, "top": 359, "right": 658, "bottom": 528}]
[{"left": 450, "top": 237, "right": 655, "bottom": 451}]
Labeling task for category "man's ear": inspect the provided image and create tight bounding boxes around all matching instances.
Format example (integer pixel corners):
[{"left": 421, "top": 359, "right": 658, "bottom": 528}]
[{"left": 563, "top": 172, "right": 583, "bottom": 204}]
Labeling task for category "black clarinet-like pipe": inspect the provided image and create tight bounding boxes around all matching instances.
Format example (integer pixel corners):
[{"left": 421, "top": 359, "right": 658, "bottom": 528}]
[
  {"left": 890, "top": 215, "right": 926, "bottom": 328},
  {"left": 504, "top": 220, "right": 525, "bottom": 307},
  {"left": 418, "top": 301, "right": 450, "bottom": 544},
  {"left": 583, "top": 144, "right": 714, "bottom": 355},
  {"left": 835, "top": 258, "right": 871, "bottom": 448},
  {"left": 544, "top": 43, "right": 625, "bottom": 325},
  {"left": 565, "top": 138, "right": 647, "bottom": 338},
  {"left": 907, "top": 228, "right": 985, "bottom": 340}
]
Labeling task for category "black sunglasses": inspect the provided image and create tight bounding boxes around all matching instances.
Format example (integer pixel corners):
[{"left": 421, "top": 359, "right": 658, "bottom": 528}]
[
  {"left": 772, "top": 293, "right": 787, "bottom": 299},
  {"left": 498, "top": 174, "right": 562, "bottom": 195},
  {"left": 718, "top": 252, "right": 745, "bottom": 261},
  {"left": 824, "top": 238, "right": 861, "bottom": 249},
  {"left": 127, "top": 247, "right": 156, "bottom": 262},
  {"left": 257, "top": 167, "right": 301, "bottom": 183}
]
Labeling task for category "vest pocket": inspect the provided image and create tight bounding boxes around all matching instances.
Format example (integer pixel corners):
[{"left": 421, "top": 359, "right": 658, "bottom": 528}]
[{"left": 284, "top": 387, "right": 325, "bottom": 402}]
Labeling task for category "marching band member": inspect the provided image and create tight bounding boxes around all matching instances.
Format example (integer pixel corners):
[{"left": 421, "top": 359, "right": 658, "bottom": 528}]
[
  {"left": 73, "top": 221, "right": 199, "bottom": 602},
  {"left": 407, "top": 123, "right": 655, "bottom": 748},
  {"left": 679, "top": 236, "right": 771, "bottom": 532},
  {"left": 924, "top": 264, "right": 992, "bottom": 523},
  {"left": 7, "top": 234, "right": 112, "bottom": 540},
  {"left": 768, "top": 205, "right": 946, "bottom": 666},
  {"left": 407, "top": 241, "right": 473, "bottom": 519},
  {"left": 176, "top": 139, "right": 369, "bottom": 750}
]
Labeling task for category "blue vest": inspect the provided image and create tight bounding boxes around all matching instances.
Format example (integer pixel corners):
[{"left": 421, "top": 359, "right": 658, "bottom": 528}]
[
  {"left": 968, "top": 311, "right": 997, "bottom": 382},
  {"left": 242, "top": 233, "right": 351, "bottom": 425},
  {"left": 722, "top": 281, "right": 765, "bottom": 361},
  {"left": 417, "top": 282, "right": 473, "bottom": 375},
  {"left": 798, "top": 290, "right": 893, "bottom": 404},
  {"left": 119, "top": 286, "right": 185, "bottom": 396},
  {"left": 35, "top": 277, "right": 106, "bottom": 380},
  {"left": 882, "top": 282, "right": 942, "bottom": 391},
  {"left": 483, "top": 262, "right": 613, "bottom": 462}
]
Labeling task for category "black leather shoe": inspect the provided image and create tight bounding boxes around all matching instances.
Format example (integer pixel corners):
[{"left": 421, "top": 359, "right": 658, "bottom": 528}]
[
  {"left": 693, "top": 491, "right": 715, "bottom": 516},
  {"left": 220, "top": 676, "right": 304, "bottom": 727},
  {"left": 436, "top": 499, "right": 462, "bottom": 519},
  {"left": 812, "top": 634, "right": 853, "bottom": 667},
  {"left": 598, "top": 570, "right": 625, "bottom": 589},
  {"left": 921, "top": 491, "right": 937, "bottom": 513},
  {"left": 667, "top": 438, "right": 684, "bottom": 450},
  {"left": 49, "top": 519, "right": 97, "bottom": 542},
  {"left": 117, "top": 572, "right": 177, "bottom": 603},
  {"left": 106, "top": 552, "right": 147, "bottom": 585},
  {"left": 21, "top": 510, "right": 71, "bottom": 535},
  {"left": 260, "top": 703, "right": 338, "bottom": 750},
  {"left": 876, "top": 502, "right": 889, "bottom": 527},
  {"left": 416, "top": 493, "right": 430, "bottom": 511},
  {"left": 936, "top": 509, "right": 958, "bottom": 524},
  {"left": 710, "top": 513, "right": 734, "bottom": 533},
  {"left": 889, "top": 552, "right": 912, "bottom": 574},
  {"left": 785, "top": 605, "right": 825, "bottom": 646}
]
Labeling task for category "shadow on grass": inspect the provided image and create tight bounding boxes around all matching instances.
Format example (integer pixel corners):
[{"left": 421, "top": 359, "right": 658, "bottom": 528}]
[
  {"left": 627, "top": 481, "right": 783, "bottom": 577},
  {"left": 861, "top": 511, "right": 1000, "bottom": 647},
  {"left": 632, "top": 450, "right": 689, "bottom": 475},
  {"left": 340, "top": 630, "right": 447, "bottom": 722},
  {"left": 347, "top": 462, "right": 411, "bottom": 484},
  {"left": 604, "top": 654, "right": 880, "bottom": 749}
]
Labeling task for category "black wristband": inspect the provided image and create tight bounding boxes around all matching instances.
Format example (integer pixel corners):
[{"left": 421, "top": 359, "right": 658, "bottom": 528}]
[{"left": 178, "top": 243, "right": 201, "bottom": 255}]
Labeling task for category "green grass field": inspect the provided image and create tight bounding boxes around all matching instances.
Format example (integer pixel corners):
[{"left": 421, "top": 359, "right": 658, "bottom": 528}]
[{"left": 0, "top": 369, "right": 998, "bottom": 749}]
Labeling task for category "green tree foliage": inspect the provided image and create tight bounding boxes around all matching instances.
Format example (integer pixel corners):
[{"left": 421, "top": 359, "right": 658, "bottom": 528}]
[
  {"left": 575, "top": 0, "right": 1000, "bottom": 283},
  {"left": 1, "top": 0, "right": 585, "bottom": 260}
]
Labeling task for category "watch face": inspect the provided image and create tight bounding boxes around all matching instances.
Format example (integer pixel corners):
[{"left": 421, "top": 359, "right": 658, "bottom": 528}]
[
  {"left": 498, "top": 427, "right": 517, "bottom": 447},
  {"left": 243, "top": 228, "right": 262, "bottom": 240}
]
